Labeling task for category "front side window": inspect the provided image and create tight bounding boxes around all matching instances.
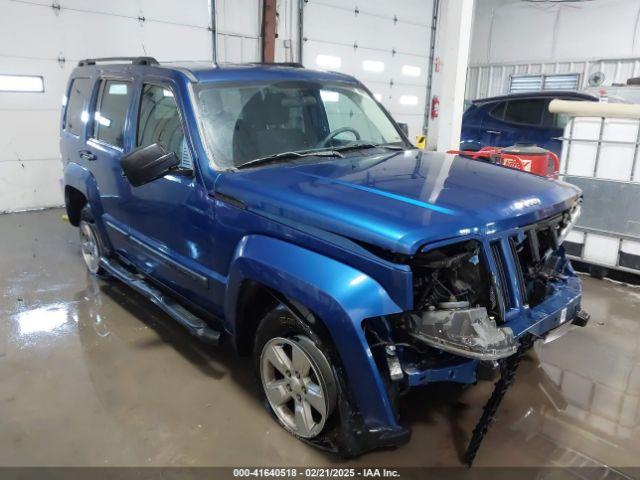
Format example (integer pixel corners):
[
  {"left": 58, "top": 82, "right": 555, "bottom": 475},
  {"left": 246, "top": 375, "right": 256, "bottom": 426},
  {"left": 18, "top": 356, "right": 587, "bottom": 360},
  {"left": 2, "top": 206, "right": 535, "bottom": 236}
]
[
  {"left": 137, "top": 84, "right": 192, "bottom": 168},
  {"left": 93, "top": 80, "right": 132, "bottom": 149},
  {"left": 64, "top": 78, "right": 91, "bottom": 136},
  {"left": 194, "top": 81, "right": 404, "bottom": 168}
]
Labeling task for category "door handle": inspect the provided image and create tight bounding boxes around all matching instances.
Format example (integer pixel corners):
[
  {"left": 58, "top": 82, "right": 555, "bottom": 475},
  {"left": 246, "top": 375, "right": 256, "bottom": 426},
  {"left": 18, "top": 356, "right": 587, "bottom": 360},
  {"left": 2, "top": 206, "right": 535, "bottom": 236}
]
[
  {"left": 486, "top": 130, "right": 502, "bottom": 135},
  {"left": 79, "top": 150, "right": 97, "bottom": 161}
]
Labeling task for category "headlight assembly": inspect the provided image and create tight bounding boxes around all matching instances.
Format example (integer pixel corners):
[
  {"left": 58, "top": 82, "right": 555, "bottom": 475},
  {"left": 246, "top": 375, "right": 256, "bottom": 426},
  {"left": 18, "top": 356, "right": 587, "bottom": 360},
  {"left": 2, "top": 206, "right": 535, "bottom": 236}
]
[{"left": 558, "top": 200, "right": 582, "bottom": 245}]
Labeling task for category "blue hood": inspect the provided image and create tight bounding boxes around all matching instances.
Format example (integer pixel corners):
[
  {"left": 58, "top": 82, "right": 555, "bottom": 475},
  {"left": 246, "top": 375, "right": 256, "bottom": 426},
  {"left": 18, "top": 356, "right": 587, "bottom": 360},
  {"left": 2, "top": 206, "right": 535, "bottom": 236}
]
[{"left": 215, "top": 150, "right": 581, "bottom": 255}]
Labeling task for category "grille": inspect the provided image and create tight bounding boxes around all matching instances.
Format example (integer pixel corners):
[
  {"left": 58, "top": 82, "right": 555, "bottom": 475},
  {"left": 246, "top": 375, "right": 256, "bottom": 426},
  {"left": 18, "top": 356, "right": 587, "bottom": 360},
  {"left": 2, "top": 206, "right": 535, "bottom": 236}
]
[
  {"left": 509, "top": 237, "right": 528, "bottom": 303},
  {"left": 490, "top": 241, "right": 511, "bottom": 312}
]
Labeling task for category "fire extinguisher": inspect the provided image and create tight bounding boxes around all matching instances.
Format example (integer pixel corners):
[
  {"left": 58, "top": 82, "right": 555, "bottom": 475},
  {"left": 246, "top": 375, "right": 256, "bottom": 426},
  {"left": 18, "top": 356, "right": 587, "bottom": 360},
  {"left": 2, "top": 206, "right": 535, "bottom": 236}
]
[{"left": 431, "top": 95, "right": 440, "bottom": 120}]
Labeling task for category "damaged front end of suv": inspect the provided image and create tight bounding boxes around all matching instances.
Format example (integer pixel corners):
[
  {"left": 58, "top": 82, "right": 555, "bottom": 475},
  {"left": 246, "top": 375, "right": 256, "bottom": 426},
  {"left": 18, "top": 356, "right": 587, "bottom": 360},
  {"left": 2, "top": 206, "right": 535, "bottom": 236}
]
[{"left": 361, "top": 199, "right": 588, "bottom": 463}]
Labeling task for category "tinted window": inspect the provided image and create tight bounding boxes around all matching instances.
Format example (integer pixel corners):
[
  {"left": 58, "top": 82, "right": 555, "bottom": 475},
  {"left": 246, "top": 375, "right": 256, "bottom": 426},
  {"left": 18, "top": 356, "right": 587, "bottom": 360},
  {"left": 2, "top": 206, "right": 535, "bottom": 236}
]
[
  {"left": 137, "top": 85, "right": 190, "bottom": 168},
  {"left": 93, "top": 80, "right": 132, "bottom": 148},
  {"left": 64, "top": 78, "right": 91, "bottom": 136},
  {"left": 503, "top": 99, "right": 544, "bottom": 126},
  {"left": 489, "top": 101, "right": 506, "bottom": 120}
]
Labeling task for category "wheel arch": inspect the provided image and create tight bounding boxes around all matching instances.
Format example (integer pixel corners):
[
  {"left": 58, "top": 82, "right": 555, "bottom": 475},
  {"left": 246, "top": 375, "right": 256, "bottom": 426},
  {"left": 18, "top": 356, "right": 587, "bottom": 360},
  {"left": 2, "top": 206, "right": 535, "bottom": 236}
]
[{"left": 224, "top": 234, "right": 404, "bottom": 433}]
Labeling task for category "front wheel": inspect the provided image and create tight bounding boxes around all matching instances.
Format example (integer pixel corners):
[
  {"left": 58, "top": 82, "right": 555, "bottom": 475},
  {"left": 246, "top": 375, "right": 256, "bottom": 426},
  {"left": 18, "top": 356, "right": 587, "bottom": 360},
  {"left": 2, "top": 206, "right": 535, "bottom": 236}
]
[
  {"left": 254, "top": 305, "right": 340, "bottom": 441},
  {"left": 78, "top": 205, "right": 108, "bottom": 277}
]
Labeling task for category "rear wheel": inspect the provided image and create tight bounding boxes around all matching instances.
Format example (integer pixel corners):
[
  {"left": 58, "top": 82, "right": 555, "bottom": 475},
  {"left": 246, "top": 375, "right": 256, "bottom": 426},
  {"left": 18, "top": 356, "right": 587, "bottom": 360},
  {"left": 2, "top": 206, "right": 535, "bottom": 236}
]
[
  {"left": 254, "top": 305, "right": 340, "bottom": 441},
  {"left": 78, "top": 205, "right": 107, "bottom": 277}
]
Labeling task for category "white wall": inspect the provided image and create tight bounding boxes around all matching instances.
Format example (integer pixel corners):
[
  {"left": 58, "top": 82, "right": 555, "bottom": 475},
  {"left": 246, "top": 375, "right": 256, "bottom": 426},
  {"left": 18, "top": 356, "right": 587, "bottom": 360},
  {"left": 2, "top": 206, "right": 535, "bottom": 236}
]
[
  {"left": 0, "top": 0, "right": 215, "bottom": 213},
  {"left": 471, "top": 0, "right": 640, "bottom": 65}
]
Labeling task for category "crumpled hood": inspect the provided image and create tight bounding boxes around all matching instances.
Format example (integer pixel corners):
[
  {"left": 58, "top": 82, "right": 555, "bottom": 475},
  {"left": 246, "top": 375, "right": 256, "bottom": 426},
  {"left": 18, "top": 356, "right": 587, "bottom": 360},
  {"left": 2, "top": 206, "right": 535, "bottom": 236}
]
[{"left": 215, "top": 150, "right": 581, "bottom": 255}]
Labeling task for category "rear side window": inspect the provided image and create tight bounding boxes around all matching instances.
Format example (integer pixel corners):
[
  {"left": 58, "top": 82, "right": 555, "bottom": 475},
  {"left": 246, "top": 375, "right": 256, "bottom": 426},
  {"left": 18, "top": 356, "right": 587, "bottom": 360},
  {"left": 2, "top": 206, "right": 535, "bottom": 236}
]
[
  {"left": 93, "top": 80, "right": 132, "bottom": 149},
  {"left": 137, "top": 84, "right": 191, "bottom": 168},
  {"left": 64, "top": 78, "right": 91, "bottom": 136},
  {"left": 503, "top": 99, "right": 545, "bottom": 126}
]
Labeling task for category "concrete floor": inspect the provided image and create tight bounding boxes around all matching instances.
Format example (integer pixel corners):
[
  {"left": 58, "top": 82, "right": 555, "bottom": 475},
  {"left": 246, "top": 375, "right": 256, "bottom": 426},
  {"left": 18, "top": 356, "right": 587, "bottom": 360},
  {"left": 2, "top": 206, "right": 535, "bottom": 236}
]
[{"left": 1, "top": 208, "right": 640, "bottom": 469}]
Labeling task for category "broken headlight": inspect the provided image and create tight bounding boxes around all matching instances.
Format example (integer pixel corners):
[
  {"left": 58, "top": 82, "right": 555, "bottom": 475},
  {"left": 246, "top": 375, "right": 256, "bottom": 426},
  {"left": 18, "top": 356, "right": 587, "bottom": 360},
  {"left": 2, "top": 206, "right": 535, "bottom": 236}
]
[
  {"left": 558, "top": 200, "right": 582, "bottom": 245},
  {"left": 408, "top": 302, "right": 518, "bottom": 360}
]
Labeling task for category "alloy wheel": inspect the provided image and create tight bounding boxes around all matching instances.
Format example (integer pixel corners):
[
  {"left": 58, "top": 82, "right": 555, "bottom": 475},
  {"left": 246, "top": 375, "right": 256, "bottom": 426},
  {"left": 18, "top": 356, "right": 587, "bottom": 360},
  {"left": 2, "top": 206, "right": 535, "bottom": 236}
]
[{"left": 260, "top": 336, "right": 336, "bottom": 438}]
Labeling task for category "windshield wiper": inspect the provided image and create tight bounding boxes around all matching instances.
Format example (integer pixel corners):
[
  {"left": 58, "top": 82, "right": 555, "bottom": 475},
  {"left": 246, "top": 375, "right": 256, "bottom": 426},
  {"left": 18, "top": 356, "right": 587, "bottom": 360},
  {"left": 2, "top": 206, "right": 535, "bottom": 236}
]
[
  {"left": 235, "top": 149, "right": 344, "bottom": 170},
  {"left": 334, "top": 142, "right": 405, "bottom": 153}
]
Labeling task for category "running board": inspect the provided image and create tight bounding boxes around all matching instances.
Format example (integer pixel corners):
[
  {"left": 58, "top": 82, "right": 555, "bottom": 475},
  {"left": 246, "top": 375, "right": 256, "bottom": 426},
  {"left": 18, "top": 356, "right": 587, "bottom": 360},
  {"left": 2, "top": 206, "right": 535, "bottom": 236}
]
[{"left": 99, "top": 257, "right": 221, "bottom": 345}]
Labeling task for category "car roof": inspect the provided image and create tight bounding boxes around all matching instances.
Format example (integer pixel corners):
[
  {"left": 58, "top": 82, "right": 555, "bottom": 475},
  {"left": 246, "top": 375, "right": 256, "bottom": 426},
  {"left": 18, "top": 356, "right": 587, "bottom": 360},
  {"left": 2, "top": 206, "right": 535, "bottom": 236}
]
[
  {"left": 73, "top": 58, "right": 360, "bottom": 86},
  {"left": 472, "top": 90, "right": 598, "bottom": 105}
]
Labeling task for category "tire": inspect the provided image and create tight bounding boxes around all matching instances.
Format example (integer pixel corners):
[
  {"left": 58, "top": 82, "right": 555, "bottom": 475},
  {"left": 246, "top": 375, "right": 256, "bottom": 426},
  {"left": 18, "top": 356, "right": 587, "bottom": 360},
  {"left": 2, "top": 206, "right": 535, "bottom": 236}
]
[
  {"left": 589, "top": 265, "right": 608, "bottom": 280},
  {"left": 254, "top": 304, "right": 345, "bottom": 445},
  {"left": 78, "top": 205, "right": 108, "bottom": 277}
]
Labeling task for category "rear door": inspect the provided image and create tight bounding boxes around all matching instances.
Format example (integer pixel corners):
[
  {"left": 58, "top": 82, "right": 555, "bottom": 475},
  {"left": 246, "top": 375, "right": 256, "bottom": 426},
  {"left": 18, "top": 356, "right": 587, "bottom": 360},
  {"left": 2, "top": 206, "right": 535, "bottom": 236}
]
[{"left": 84, "top": 76, "right": 134, "bottom": 253}]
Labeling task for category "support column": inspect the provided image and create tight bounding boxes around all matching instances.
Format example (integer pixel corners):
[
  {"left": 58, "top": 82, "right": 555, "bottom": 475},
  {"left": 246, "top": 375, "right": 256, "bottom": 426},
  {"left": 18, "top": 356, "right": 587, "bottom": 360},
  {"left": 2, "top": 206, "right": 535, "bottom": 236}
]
[
  {"left": 262, "top": 0, "right": 277, "bottom": 62},
  {"left": 427, "top": 0, "right": 475, "bottom": 152}
]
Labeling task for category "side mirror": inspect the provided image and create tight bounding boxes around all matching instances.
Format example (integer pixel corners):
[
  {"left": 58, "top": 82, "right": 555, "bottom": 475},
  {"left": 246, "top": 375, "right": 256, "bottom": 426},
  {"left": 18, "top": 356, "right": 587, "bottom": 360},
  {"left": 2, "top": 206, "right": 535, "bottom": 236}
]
[
  {"left": 460, "top": 140, "right": 482, "bottom": 152},
  {"left": 120, "top": 143, "right": 180, "bottom": 187},
  {"left": 397, "top": 122, "right": 409, "bottom": 136}
]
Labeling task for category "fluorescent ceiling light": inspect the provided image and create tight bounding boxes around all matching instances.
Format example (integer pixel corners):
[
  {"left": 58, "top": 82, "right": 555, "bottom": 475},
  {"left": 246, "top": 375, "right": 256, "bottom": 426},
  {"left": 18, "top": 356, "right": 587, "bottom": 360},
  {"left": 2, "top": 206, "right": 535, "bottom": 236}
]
[
  {"left": 363, "top": 60, "right": 384, "bottom": 73},
  {"left": 399, "top": 95, "right": 418, "bottom": 106},
  {"left": 95, "top": 112, "right": 111, "bottom": 127},
  {"left": 0, "top": 74, "right": 44, "bottom": 92},
  {"left": 108, "top": 83, "right": 128, "bottom": 95},
  {"left": 320, "top": 90, "right": 340, "bottom": 102},
  {"left": 401, "top": 65, "right": 421, "bottom": 77},
  {"left": 316, "top": 54, "right": 341, "bottom": 69}
]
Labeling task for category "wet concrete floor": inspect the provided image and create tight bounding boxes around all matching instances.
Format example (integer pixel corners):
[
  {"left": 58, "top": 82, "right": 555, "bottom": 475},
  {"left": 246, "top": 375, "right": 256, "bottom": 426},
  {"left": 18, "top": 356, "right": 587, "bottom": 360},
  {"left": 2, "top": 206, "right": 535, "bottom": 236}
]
[{"left": 1, "top": 208, "right": 640, "bottom": 470}]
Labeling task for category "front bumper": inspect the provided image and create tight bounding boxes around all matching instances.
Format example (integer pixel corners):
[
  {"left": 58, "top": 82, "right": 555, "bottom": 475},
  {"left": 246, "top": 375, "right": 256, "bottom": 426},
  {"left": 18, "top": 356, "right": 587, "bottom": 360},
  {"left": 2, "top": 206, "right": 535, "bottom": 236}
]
[{"left": 402, "top": 274, "right": 585, "bottom": 387}]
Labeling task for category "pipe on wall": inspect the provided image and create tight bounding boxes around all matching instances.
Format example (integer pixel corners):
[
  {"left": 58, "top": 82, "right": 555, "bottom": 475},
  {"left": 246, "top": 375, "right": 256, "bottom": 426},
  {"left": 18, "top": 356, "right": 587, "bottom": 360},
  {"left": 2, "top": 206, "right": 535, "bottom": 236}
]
[
  {"left": 209, "top": 0, "right": 217, "bottom": 63},
  {"left": 423, "top": 0, "right": 441, "bottom": 135}
]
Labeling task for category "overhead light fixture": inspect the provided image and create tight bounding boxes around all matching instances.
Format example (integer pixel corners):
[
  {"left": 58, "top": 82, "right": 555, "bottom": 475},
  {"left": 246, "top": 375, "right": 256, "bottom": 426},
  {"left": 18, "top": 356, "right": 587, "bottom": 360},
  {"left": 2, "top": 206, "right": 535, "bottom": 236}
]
[
  {"left": 320, "top": 90, "right": 340, "bottom": 102},
  {"left": 401, "top": 65, "right": 421, "bottom": 77},
  {"left": 316, "top": 54, "right": 341, "bottom": 69},
  {"left": 362, "top": 60, "right": 384, "bottom": 73},
  {"left": 0, "top": 74, "right": 44, "bottom": 93},
  {"left": 108, "top": 83, "right": 128, "bottom": 95},
  {"left": 399, "top": 95, "right": 418, "bottom": 106},
  {"left": 94, "top": 112, "right": 111, "bottom": 127}
]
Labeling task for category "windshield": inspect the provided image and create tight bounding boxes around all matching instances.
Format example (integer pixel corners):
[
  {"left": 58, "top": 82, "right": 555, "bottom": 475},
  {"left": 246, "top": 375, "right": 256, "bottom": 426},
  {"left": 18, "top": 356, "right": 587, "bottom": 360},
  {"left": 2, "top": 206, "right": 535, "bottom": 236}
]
[{"left": 194, "top": 81, "right": 405, "bottom": 168}]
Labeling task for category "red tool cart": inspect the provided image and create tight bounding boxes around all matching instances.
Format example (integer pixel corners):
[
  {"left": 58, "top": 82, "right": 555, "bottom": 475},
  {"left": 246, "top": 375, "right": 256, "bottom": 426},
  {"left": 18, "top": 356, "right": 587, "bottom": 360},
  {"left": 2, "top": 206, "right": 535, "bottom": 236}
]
[{"left": 448, "top": 143, "right": 560, "bottom": 179}]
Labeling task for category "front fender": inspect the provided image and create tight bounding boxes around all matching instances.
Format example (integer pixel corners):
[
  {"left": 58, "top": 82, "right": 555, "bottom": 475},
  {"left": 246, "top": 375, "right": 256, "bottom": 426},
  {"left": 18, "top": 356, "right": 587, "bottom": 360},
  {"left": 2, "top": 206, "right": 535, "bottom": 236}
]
[{"left": 225, "top": 234, "right": 403, "bottom": 433}]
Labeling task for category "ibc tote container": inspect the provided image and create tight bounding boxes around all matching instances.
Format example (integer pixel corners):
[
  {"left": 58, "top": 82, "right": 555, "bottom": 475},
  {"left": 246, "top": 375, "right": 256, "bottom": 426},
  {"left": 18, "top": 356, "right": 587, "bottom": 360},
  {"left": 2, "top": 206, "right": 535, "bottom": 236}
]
[{"left": 549, "top": 100, "right": 640, "bottom": 276}]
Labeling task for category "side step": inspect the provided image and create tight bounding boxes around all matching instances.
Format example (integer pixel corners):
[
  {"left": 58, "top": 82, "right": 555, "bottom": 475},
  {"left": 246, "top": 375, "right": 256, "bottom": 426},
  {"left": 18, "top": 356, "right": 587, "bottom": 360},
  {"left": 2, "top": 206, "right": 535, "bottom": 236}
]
[{"left": 99, "top": 257, "right": 221, "bottom": 345}]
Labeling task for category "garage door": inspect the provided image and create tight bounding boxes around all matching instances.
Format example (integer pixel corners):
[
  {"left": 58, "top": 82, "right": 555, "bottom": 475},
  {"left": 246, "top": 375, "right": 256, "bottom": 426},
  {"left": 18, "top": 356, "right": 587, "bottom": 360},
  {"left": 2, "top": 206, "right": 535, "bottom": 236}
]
[
  {"left": 0, "top": 0, "right": 213, "bottom": 213},
  {"left": 301, "top": 0, "right": 433, "bottom": 140},
  {"left": 215, "top": 0, "right": 263, "bottom": 63}
]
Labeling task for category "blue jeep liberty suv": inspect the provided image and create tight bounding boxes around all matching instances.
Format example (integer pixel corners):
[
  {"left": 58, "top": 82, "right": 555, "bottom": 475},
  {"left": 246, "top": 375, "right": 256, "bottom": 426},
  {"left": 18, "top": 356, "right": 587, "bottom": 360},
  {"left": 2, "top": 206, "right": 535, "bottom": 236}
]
[{"left": 61, "top": 57, "right": 588, "bottom": 460}]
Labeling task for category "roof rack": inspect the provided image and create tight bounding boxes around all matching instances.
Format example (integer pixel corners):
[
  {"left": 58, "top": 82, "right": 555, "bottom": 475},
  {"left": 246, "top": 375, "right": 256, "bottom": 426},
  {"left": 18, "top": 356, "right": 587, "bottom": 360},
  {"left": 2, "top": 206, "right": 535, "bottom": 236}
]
[
  {"left": 77, "top": 56, "right": 159, "bottom": 67},
  {"left": 243, "top": 62, "right": 304, "bottom": 68}
]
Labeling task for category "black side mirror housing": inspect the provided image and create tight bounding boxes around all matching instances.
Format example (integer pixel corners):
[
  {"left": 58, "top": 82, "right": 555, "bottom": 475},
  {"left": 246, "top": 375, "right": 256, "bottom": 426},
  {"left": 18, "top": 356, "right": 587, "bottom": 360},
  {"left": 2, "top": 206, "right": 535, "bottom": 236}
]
[
  {"left": 460, "top": 140, "right": 482, "bottom": 152},
  {"left": 120, "top": 143, "right": 181, "bottom": 187},
  {"left": 397, "top": 122, "right": 409, "bottom": 136}
]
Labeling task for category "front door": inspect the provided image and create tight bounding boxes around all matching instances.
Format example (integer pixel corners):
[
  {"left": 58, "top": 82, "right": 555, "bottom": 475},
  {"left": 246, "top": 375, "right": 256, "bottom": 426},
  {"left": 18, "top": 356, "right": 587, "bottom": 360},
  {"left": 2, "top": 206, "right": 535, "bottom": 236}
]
[{"left": 114, "top": 80, "right": 221, "bottom": 314}]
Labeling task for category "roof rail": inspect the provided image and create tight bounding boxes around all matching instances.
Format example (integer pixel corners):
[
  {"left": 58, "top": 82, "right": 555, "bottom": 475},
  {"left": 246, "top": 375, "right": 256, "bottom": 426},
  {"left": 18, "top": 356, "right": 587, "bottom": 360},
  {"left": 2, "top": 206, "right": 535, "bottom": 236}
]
[
  {"left": 243, "top": 62, "right": 304, "bottom": 68},
  {"left": 77, "top": 56, "right": 159, "bottom": 67}
]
